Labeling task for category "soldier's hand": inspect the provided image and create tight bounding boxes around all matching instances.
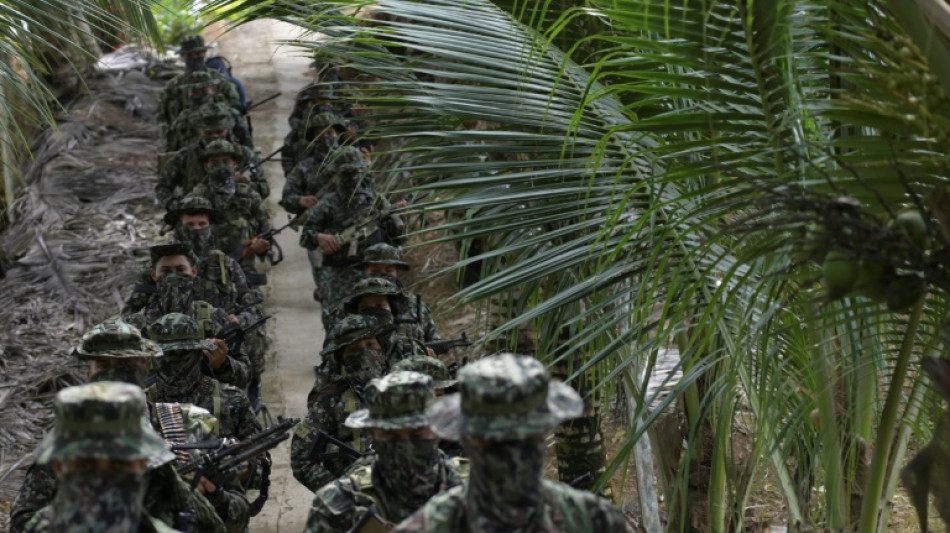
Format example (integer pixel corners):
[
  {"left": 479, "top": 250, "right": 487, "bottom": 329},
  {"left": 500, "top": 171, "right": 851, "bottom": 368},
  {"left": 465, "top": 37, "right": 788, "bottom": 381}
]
[
  {"left": 197, "top": 476, "right": 218, "bottom": 495},
  {"left": 317, "top": 233, "right": 341, "bottom": 254},
  {"left": 426, "top": 347, "right": 437, "bottom": 358},
  {"left": 204, "top": 339, "right": 229, "bottom": 370},
  {"left": 247, "top": 237, "right": 271, "bottom": 254},
  {"left": 394, "top": 199, "right": 409, "bottom": 209},
  {"left": 227, "top": 314, "right": 240, "bottom": 323},
  {"left": 298, "top": 196, "right": 318, "bottom": 209},
  {"left": 234, "top": 171, "right": 251, "bottom": 184}
]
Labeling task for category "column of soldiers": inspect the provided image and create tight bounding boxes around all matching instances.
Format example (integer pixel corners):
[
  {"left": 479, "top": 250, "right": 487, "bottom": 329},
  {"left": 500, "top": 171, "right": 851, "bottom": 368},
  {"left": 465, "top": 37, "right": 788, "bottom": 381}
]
[{"left": 10, "top": 34, "right": 633, "bottom": 532}]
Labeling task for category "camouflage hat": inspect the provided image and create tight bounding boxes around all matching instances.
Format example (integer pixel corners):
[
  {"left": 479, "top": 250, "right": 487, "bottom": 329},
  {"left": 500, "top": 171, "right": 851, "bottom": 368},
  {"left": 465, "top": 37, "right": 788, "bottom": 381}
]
[
  {"left": 193, "top": 102, "right": 235, "bottom": 132},
  {"left": 358, "top": 243, "right": 410, "bottom": 270},
  {"left": 74, "top": 320, "right": 163, "bottom": 360},
  {"left": 392, "top": 356, "right": 456, "bottom": 389},
  {"left": 343, "top": 277, "right": 404, "bottom": 309},
  {"left": 321, "top": 313, "right": 390, "bottom": 356},
  {"left": 426, "top": 353, "right": 583, "bottom": 441},
  {"left": 296, "top": 82, "right": 339, "bottom": 101},
  {"left": 163, "top": 193, "right": 222, "bottom": 226},
  {"left": 35, "top": 382, "right": 175, "bottom": 465},
  {"left": 305, "top": 112, "right": 347, "bottom": 133},
  {"left": 148, "top": 238, "right": 198, "bottom": 267},
  {"left": 146, "top": 313, "right": 216, "bottom": 353},
  {"left": 178, "top": 35, "right": 209, "bottom": 55},
  {"left": 200, "top": 138, "right": 245, "bottom": 164},
  {"left": 328, "top": 146, "right": 369, "bottom": 172},
  {"left": 346, "top": 371, "right": 435, "bottom": 430},
  {"left": 179, "top": 69, "right": 217, "bottom": 90}
]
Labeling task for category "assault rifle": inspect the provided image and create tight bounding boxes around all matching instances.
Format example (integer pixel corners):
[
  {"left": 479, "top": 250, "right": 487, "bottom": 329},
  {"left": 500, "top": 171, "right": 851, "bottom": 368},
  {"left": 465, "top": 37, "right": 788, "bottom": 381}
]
[
  {"left": 232, "top": 211, "right": 308, "bottom": 265},
  {"left": 313, "top": 195, "right": 411, "bottom": 268},
  {"left": 216, "top": 314, "right": 271, "bottom": 356},
  {"left": 177, "top": 416, "right": 299, "bottom": 516},
  {"left": 244, "top": 92, "right": 282, "bottom": 114},
  {"left": 241, "top": 145, "right": 284, "bottom": 176},
  {"left": 309, "top": 430, "right": 369, "bottom": 463},
  {"left": 426, "top": 332, "right": 472, "bottom": 355}
]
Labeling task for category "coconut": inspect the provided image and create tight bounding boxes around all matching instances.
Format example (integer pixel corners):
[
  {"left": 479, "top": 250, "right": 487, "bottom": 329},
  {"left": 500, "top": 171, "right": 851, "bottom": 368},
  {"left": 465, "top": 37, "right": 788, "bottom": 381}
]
[
  {"left": 885, "top": 274, "right": 926, "bottom": 311},
  {"left": 823, "top": 249, "right": 859, "bottom": 299},
  {"left": 895, "top": 209, "right": 930, "bottom": 249},
  {"left": 854, "top": 257, "right": 892, "bottom": 302}
]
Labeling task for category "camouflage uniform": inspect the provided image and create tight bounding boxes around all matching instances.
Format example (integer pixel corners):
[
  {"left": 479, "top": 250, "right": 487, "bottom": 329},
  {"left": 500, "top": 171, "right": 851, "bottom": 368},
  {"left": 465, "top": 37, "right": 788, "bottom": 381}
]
[
  {"left": 189, "top": 140, "right": 272, "bottom": 278},
  {"left": 299, "top": 147, "right": 396, "bottom": 305},
  {"left": 157, "top": 106, "right": 262, "bottom": 205},
  {"left": 145, "top": 314, "right": 268, "bottom": 533},
  {"left": 166, "top": 100, "right": 253, "bottom": 154},
  {"left": 360, "top": 243, "right": 441, "bottom": 343},
  {"left": 159, "top": 36, "right": 240, "bottom": 126},
  {"left": 124, "top": 242, "right": 251, "bottom": 390},
  {"left": 292, "top": 315, "right": 391, "bottom": 492},
  {"left": 279, "top": 113, "right": 349, "bottom": 215},
  {"left": 23, "top": 382, "right": 182, "bottom": 533},
  {"left": 394, "top": 354, "right": 633, "bottom": 533},
  {"left": 12, "top": 322, "right": 225, "bottom": 533},
  {"left": 391, "top": 356, "right": 463, "bottom": 459},
  {"left": 305, "top": 372, "right": 465, "bottom": 532},
  {"left": 333, "top": 276, "right": 429, "bottom": 362},
  {"left": 282, "top": 83, "right": 351, "bottom": 175}
]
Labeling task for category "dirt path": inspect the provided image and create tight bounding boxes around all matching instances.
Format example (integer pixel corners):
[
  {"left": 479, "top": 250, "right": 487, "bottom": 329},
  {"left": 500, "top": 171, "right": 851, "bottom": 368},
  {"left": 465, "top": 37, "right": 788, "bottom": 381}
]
[{"left": 211, "top": 20, "right": 318, "bottom": 532}]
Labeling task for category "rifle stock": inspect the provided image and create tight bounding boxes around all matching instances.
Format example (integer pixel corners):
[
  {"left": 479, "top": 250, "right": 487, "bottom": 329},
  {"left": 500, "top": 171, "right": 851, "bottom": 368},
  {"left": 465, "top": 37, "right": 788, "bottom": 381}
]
[{"left": 426, "top": 332, "right": 472, "bottom": 355}]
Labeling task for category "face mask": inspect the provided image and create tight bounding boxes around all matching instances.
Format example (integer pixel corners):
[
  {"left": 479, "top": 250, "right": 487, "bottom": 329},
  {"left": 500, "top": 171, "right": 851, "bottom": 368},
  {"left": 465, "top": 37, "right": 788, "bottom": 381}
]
[
  {"left": 50, "top": 469, "right": 146, "bottom": 532},
  {"left": 360, "top": 306, "right": 394, "bottom": 331},
  {"left": 90, "top": 364, "right": 148, "bottom": 388},
  {"left": 463, "top": 438, "right": 546, "bottom": 532},
  {"left": 183, "top": 226, "right": 215, "bottom": 258},
  {"left": 373, "top": 438, "right": 442, "bottom": 520},
  {"left": 185, "top": 56, "right": 206, "bottom": 71},
  {"left": 156, "top": 350, "right": 205, "bottom": 395},
  {"left": 341, "top": 347, "right": 384, "bottom": 385},
  {"left": 155, "top": 272, "right": 195, "bottom": 314}
]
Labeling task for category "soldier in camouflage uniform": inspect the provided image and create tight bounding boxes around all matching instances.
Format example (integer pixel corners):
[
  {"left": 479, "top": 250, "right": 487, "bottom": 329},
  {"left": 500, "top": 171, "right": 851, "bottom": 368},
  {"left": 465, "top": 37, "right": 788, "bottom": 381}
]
[
  {"left": 394, "top": 353, "right": 634, "bottom": 533},
  {"left": 145, "top": 313, "right": 268, "bottom": 533},
  {"left": 166, "top": 98, "right": 253, "bottom": 154},
  {"left": 124, "top": 241, "right": 251, "bottom": 389},
  {"left": 391, "top": 356, "right": 464, "bottom": 458},
  {"left": 291, "top": 315, "right": 391, "bottom": 492},
  {"left": 304, "top": 371, "right": 466, "bottom": 532},
  {"left": 11, "top": 322, "right": 226, "bottom": 533},
  {"left": 299, "top": 147, "right": 404, "bottom": 305},
  {"left": 360, "top": 243, "right": 440, "bottom": 342},
  {"left": 159, "top": 35, "right": 241, "bottom": 126},
  {"left": 331, "top": 276, "right": 430, "bottom": 361},
  {"left": 158, "top": 103, "right": 262, "bottom": 206},
  {"left": 190, "top": 139, "right": 273, "bottom": 280},
  {"left": 282, "top": 83, "right": 351, "bottom": 175},
  {"left": 22, "top": 382, "right": 182, "bottom": 532},
  {"left": 279, "top": 112, "right": 348, "bottom": 215}
]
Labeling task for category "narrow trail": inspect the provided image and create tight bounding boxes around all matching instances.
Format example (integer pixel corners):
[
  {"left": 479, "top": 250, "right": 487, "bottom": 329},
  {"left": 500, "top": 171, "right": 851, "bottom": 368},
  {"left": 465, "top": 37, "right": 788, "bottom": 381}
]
[{"left": 212, "top": 20, "right": 318, "bottom": 532}]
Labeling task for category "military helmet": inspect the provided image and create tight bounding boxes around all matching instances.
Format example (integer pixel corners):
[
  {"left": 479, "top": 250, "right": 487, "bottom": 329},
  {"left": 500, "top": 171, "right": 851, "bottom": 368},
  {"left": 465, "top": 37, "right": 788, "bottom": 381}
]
[
  {"left": 321, "top": 313, "right": 390, "bottom": 357},
  {"left": 35, "top": 382, "right": 175, "bottom": 465},
  {"left": 200, "top": 138, "right": 245, "bottom": 164},
  {"left": 148, "top": 237, "right": 198, "bottom": 268},
  {"left": 74, "top": 320, "right": 163, "bottom": 361},
  {"left": 178, "top": 35, "right": 209, "bottom": 55},
  {"left": 359, "top": 243, "right": 410, "bottom": 270},
  {"left": 180, "top": 69, "right": 217, "bottom": 90},
  {"left": 426, "top": 353, "right": 583, "bottom": 441},
  {"left": 193, "top": 102, "right": 235, "bottom": 132},
  {"left": 345, "top": 371, "right": 435, "bottom": 430},
  {"left": 146, "top": 313, "right": 216, "bottom": 353},
  {"left": 163, "top": 193, "right": 222, "bottom": 226},
  {"left": 328, "top": 146, "right": 369, "bottom": 172},
  {"left": 392, "top": 355, "right": 456, "bottom": 389},
  {"left": 343, "top": 276, "right": 404, "bottom": 309},
  {"left": 296, "top": 82, "right": 339, "bottom": 101}
]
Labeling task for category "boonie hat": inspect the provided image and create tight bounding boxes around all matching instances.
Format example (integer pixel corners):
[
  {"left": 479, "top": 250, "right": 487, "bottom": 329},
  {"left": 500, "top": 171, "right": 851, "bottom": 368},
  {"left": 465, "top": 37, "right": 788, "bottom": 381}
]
[
  {"left": 359, "top": 243, "right": 410, "bottom": 270},
  {"left": 35, "top": 382, "right": 174, "bottom": 465},
  {"left": 392, "top": 356, "right": 456, "bottom": 389},
  {"left": 163, "top": 193, "right": 222, "bottom": 226},
  {"left": 148, "top": 238, "right": 198, "bottom": 267},
  {"left": 321, "top": 314, "right": 390, "bottom": 356},
  {"left": 426, "top": 353, "right": 583, "bottom": 441},
  {"left": 345, "top": 371, "right": 434, "bottom": 430},
  {"left": 147, "top": 313, "right": 216, "bottom": 353},
  {"left": 343, "top": 277, "right": 404, "bottom": 310},
  {"left": 74, "top": 320, "right": 163, "bottom": 360},
  {"left": 178, "top": 35, "right": 209, "bottom": 55}
]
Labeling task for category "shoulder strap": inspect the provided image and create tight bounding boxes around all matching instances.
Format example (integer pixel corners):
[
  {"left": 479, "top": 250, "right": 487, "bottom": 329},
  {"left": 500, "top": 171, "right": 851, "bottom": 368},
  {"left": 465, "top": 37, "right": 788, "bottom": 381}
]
[
  {"left": 447, "top": 456, "right": 470, "bottom": 483},
  {"left": 343, "top": 389, "right": 363, "bottom": 452},
  {"left": 212, "top": 379, "right": 222, "bottom": 422},
  {"left": 195, "top": 300, "right": 214, "bottom": 337},
  {"left": 212, "top": 250, "right": 229, "bottom": 286}
]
